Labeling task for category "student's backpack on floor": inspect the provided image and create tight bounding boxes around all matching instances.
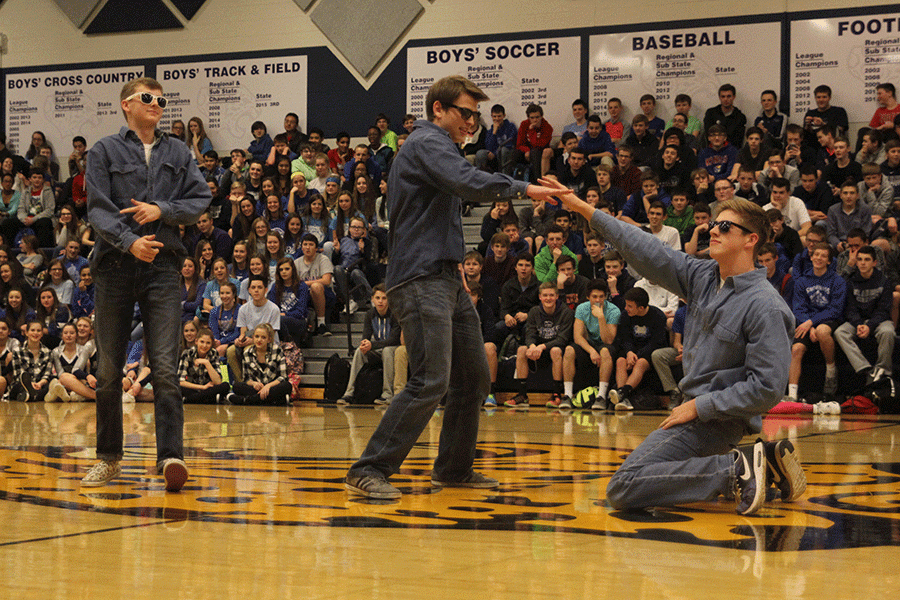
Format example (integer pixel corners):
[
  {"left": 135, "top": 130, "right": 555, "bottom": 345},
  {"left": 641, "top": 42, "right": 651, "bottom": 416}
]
[
  {"left": 323, "top": 353, "right": 351, "bottom": 402},
  {"left": 352, "top": 362, "right": 383, "bottom": 405}
]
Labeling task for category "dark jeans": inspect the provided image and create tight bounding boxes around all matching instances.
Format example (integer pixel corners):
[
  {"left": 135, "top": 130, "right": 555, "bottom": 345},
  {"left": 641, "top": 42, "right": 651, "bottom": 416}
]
[
  {"left": 233, "top": 379, "right": 292, "bottom": 405},
  {"left": 93, "top": 250, "right": 183, "bottom": 469},
  {"left": 181, "top": 382, "right": 231, "bottom": 404},
  {"left": 347, "top": 265, "right": 490, "bottom": 481},
  {"left": 280, "top": 315, "right": 308, "bottom": 346}
]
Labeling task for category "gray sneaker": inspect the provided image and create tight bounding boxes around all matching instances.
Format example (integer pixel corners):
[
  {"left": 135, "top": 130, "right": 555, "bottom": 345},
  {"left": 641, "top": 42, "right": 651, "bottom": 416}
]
[
  {"left": 81, "top": 460, "right": 121, "bottom": 487},
  {"left": 345, "top": 474, "right": 402, "bottom": 499},
  {"left": 431, "top": 471, "right": 499, "bottom": 489}
]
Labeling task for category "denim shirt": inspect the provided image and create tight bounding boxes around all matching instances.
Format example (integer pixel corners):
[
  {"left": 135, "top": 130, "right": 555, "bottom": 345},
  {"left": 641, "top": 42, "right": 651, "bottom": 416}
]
[
  {"left": 589, "top": 209, "right": 793, "bottom": 434},
  {"left": 86, "top": 126, "right": 211, "bottom": 263},
  {"left": 386, "top": 119, "right": 529, "bottom": 289}
]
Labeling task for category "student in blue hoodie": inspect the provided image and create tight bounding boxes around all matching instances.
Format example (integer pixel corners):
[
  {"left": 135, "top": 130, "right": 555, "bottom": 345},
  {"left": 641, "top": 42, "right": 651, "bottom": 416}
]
[
  {"left": 788, "top": 243, "right": 846, "bottom": 400},
  {"left": 476, "top": 104, "right": 518, "bottom": 175},
  {"left": 697, "top": 125, "right": 738, "bottom": 182}
]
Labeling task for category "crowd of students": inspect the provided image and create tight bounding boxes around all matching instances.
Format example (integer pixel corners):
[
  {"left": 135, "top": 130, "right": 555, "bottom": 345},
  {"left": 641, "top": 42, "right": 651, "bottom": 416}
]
[{"left": 1, "top": 78, "right": 899, "bottom": 406}]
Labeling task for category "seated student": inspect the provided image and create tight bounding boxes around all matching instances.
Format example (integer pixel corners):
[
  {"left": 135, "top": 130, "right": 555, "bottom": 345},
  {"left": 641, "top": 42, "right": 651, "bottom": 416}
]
[
  {"left": 227, "top": 275, "right": 281, "bottom": 382},
  {"left": 5, "top": 288, "right": 36, "bottom": 342},
  {"left": 642, "top": 201, "right": 681, "bottom": 252},
  {"left": 484, "top": 232, "right": 516, "bottom": 285},
  {"left": 496, "top": 218, "right": 529, "bottom": 259},
  {"left": 639, "top": 93, "right": 666, "bottom": 139},
  {"left": 611, "top": 145, "right": 642, "bottom": 197},
  {"left": 604, "top": 250, "right": 636, "bottom": 309},
  {"left": 495, "top": 252, "right": 540, "bottom": 344},
  {"left": 579, "top": 115, "right": 615, "bottom": 168},
  {"left": 788, "top": 242, "right": 846, "bottom": 400},
  {"left": 248, "top": 121, "right": 273, "bottom": 164},
  {"left": 555, "top": 255, "right": 589, "bottom": 310},
  {"left": 17, "top": 234, "right": 43, "bottom": 288},
  {"left": 803, "top": 85, "right": 848, "bottom": 147},
  {"left": 562, "top": 278, "right": 619, "bottom": 409},
  {"left": 734, "top": 165, "right": 769, "bottom": 207},
  {"left": 651, "top": 303, "right": 688, "bottom": 409},
  {"left": 859, "top": 162, "right": 893, "bottom": 221},
  {"left": 623, "top": 115, "right": 657, "bottom": 167},
  {"left": 665, "top": 93, "right": 703, "bottom": 140},
  {"left": 462, "top": 249, "right": 500, "bottom": 317},
  {"left": 857, "top": 129, "right": 887, "bottom": 166},
  {"left": 0, "top": 320, "right": 17, "bottom": 399},
  {"left": 604, "top": 98, "right": 628, "bottom": 146},
  {"left": 554, "top": 147, "right": 597, "bottom": 199},
  {"left": 71, "top": 264, "right": 94, "bottom": 319},
  {"left": 763, "top": 177, "right": 812, "bottom": 239},
  {"left": 665, "top": 189, "right": 694, "bottom": 244},
  {"left": 335, "top": 216, "right": 377, "bottom": 314},
  {"left": 579, "top": 232, "right": 607, "bottom": 280},
  {"left": 549, "top": 132, "right": 579, "bottom": 175},
  {"left": 16, "top": 167, "right": 55, "bottom": 249},
  {"left": 793, "top": 162, "right": 836, "bottom": 225},
  {"left": 553, "top": 209, "right": 585, "bottom": 259},
  {"left": 652, "top": 145, "right": 689, "bottom": 194},
  {"left": 635, "top": 276, "right": 679, "bottom": 329},
  {"left": 464, "top": 283, "right": 500, "bottom": 408},
  {"left": 758, "top": 148, "right": 800, "bottom": 192},
  {"left": 880, "top": 139, "right": 900, "bottom": 199},
  {"left": 294, "top": 233, "right": 335, "bottom": 336},
  {"left": 814, "top": 125, "right": 838, "bottom": 175},
  {"left": 835, "top": 228, "right": 886, "bottom": 279},
  {"left": 268, "top": 257, "right": 311, "bottom": 347},
  {"left": 767, "top": 208, "right": 803, "bottom": 263},
  {"left": 698, "top": 125, "right": 738, "bottom": 182},
  {"left": 518, "top": 195, "right": 556, "bottom": 254},
  {"left": 620, "top": 171, "right": 671, "bottom": 226},
  {"left": 608, "top": 287, "right": 668, "bottom": 410},
  {"left": 535, "top": 225, "right": 578, "bottom": 283},
  {"left": 35, "top": 287, "right": 70, "bottom": 349},
  {"left": 791, "top": 224, "right": 830, "bottom": 278},
  {"left": 759, "top": 242, "right": 794, "bottom": 305},
  {"left": 179, "top": 327, "right": 230, "bottom": 405},
  {"left": 827, "top": 180, "right": 874, "bottom": 252},
  {"left": 45, "top": 322, "right": 88, "bottom": 402},
  {"left": 683, "top": 202, "right": 713, "bottom": 258},
  {"left": 228, "top": 323, "right": 292, "bottom": 406},
  {"left": 238, "top": 256, "right": 271, "bottom": 303},
  {"left": 9, "top": 320, "right": 53, "bottom": 402},
  {"left": 822, "top": 136, "right": 863, "bottom": 194},
  {"left": 505, "top": 282, "right": 574, "bottom": 408},
  {"left": 479, "top": 198, "right": 517, "bottom": 251},
  {"left": 367, "top": 125, "right": 394, "bottom": 175},
  {"left": 209, "top": 281, "right": 240, "bottom": 357},
  {"left": 337, "top": 285, "right": 400, "bottom": 406},
  {"left": 834, "top": 244, "right": 894, "bottom": 387},
  {"left": 782, "top": 124, "right": 814, "bottom": 175},
  {"left": 476, "top": 104, "right": 518, "bottom": 175},
  {"left": 202, "top": 257, "right": 240, "bottom": 317},
  {"left": 512, "top": 103, "right": 554, "bottom": 183},
  {"left": 755, "top": 89, "right": 787, "bottom": 146},
  {"left": 870, "top": 83, "right": 900, "bottom": 133},
  {"left": 308, "top": 152, "right": 333, "bottom": 193},
  {"left": 730, "top": 127, "right": 770, "bottom": 181},
  {"left": 200, "top": 150, "right": 226, "bottom": 188},
  {"left": 595, "top": 165, "right": 627, "bottom": 217},
  {"left": 667, "top": 114, "right": 701, "bottom": 154}
]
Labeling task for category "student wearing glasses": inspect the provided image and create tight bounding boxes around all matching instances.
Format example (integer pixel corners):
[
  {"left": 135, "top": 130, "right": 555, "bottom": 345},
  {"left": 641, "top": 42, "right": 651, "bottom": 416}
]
[
  {"left": 82, "top": 77, "right": 211, "bottom": 491},
  {"left": 539, "top": 176, "right": 805, "bottom": 516}
]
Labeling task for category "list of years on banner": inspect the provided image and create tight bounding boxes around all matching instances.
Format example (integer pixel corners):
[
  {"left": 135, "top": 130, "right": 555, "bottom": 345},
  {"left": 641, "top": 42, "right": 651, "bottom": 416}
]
[
  {"left": 406, "top": 38, "right": 581, "bottom": 133},
  {"left": 5, "top": 66, "right": 144, "bottom": 178},
  {"left": 156, "top": 56, "right": 307, "bottom": 155},
  {"left": 790, "top": 14, "right": 900, "bottom": 120},
  {"left": 589, "top": 23, "right": 780, "bottom": 122}
]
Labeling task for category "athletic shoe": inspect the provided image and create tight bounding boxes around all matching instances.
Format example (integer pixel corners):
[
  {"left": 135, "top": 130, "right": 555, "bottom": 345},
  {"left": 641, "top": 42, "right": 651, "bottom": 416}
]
[
  {"left": 345, "top": 474, "right": 402, "bottom": 499},
  {"left": 764, "top": 439, "right": 807, "bottom": 502},
  {"left": 610, "top": 387, "right": 633, "bottom": 411},
  {"left": 431, "top": 471, "right": 499, "bottom": 489},
  {"left": 348, "top": 299, "right": 359, "bottom": 314},
  {"left": 17, "top": 373, "right": 33, "bottom": 402},
  {"left": 504, "top": 393, "right": 529, "bottom": 408},
  {"left": 823, "top": 374, "right": 838, "bottom": 396},
  {"left": 546, "top": 392, "right": 563, "bottom": 408},
  {"left": 374, "top": 396, "right": 392, "bottom": 405},
  {"left": 81, "top": 460, "right": 121, "bottom": 487},
  {"left": 336, "top": 396, "right": 351, "bottom": 406},
  {"left": 734, "top": 440, "right": 766, "bottom": 515},
  {"left": 315, "top": 323, "right": 332, "bottom": 337},
  {"left": 224, "top": 392, "right": 237, "bottom": 404},
  {"left": 483, "top": 394, "right": 497, "bottom": 407},
  {"left": 69, "top": 392, "right": 86, "bottom": 402},
  {"left": 668, "top": 388, "right": 684, "bottom": 409},
  {"left": 50, "top": 380, "right": 70, "bottom": 403},
  {"left": 161, "top": 458, "right": 189, "bottom": 492},
  {"left": 866, "top": 366, "right": 887, "bottom": 386},
  {"left": 122, "top": 392, "right": 136, "bottom": 403},
  {"left": 558, "top": 395, "right": 573, "bottom": 409}
]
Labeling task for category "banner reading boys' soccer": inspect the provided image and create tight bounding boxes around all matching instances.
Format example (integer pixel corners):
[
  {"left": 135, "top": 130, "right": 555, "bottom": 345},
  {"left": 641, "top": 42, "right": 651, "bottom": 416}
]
[
  {"left": 588, "top": 22, "right": 781, "bottom": 124},
  {"left": 406, "top": 37, "right": 580, "bottom": 132},
  {"left": 156, "top": 55, "right": 308, "bottom": 156},
  {"left": 5, "top": 65, "right": 145, "bottom": 177},
  {"left": 790, "top": 13, "right": 900, "bottom": 121}
]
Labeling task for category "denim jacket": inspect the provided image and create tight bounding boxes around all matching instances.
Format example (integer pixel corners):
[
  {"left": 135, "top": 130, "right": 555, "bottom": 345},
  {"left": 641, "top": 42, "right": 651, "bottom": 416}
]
[{"left": 86, "top": 126, "right": 211, "bottom": 263}]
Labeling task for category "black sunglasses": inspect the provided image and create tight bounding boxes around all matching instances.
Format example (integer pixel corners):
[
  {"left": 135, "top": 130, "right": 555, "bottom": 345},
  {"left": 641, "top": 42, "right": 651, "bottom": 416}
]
[
  {"left": 124, "top": 91, "right": 168, "bottom": 109},
  {"left": 445, "top": 103, "right": 478, "bottom": 120},
  {"left": 709, "top": 220, "right": 753, "bottom": 235}
]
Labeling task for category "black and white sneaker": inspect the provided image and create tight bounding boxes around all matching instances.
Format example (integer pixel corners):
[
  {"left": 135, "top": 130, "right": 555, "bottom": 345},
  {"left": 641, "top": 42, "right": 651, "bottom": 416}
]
[
  {"left": 764, "top": 439, "right": 807, "bottom": 502},
  {"left": 734, "top": 440, "right": 766, "bottom": 515}
]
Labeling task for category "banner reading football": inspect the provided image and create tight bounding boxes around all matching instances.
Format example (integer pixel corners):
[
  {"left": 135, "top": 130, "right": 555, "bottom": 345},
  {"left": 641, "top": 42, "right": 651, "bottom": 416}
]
[
  {"left": 406, "top": 37, "right": 580, "bottom": 133},
  {"left": 589, "top": 22, "right": 781, "bottom": 124},
  {"left": 790, "top": 13, "right": 900, "bottom": 121},
  {"left": 5, "top": 65, "right": 145, "bottom": 178},
  {"left": 156, "top": 55, "right": 307, "bottom": 156}
]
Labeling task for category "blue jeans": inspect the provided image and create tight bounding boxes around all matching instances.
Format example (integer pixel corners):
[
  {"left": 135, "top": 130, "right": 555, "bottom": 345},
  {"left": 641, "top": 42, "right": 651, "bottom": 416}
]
[
  {"left": 92, "top": 250, "right": 184, "bottom": 470},
  {"left": 347, "top": 265, "right": 490, "bottom": 481},
  {"left": 605, "top": 418, "right": 746, "bottom": 509},
  {"left": 334, "top": 264, "right": 372, "bottom": 303}
]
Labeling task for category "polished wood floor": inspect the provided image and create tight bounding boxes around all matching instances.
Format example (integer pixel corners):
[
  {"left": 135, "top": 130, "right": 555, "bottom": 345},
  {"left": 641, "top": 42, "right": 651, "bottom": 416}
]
[{"left": 1, "top": 399, "right": 899, "bottom": 599}]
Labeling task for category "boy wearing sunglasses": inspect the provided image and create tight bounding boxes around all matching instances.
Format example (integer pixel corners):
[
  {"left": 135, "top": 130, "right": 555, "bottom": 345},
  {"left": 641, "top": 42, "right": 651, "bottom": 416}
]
[
  {"left": 82, "top": 77, "right": 211, "bottom": 491},
  {"left": 539, "top": 176, "right": 805, "bottom": 516}
]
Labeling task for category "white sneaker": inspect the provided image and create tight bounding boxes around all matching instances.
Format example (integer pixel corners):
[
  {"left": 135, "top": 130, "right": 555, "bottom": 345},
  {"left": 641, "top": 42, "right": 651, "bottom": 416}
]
[
  {"left": 69, "top": 391, "right": 86, "bottom": 402},
  {"left": 122, "top": 392, "right": 136, "bottom": 403},
  {"left": 81, "top": 460, "right": 121, "bottom": 487},
  {"left": 50, "top": 380, "right": 70, "bottom": 403},
  {"left": 348, "top": 299, "right": 359, "bottom": 314},
  {"left": 44, "top": 381, "right": 60, "bottom": 403}
]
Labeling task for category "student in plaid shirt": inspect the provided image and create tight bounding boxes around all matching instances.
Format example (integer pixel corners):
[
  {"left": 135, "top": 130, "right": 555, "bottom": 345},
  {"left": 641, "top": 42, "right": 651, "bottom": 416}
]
[
  {"left": 10, "top": 321, "right": 53, "bottom": 402},
  {"left": 227, "top": 323, "right": 291, "bottom": 406},
  {"left": 179, "top": 328, "right": 230, "bottom": 404}
]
